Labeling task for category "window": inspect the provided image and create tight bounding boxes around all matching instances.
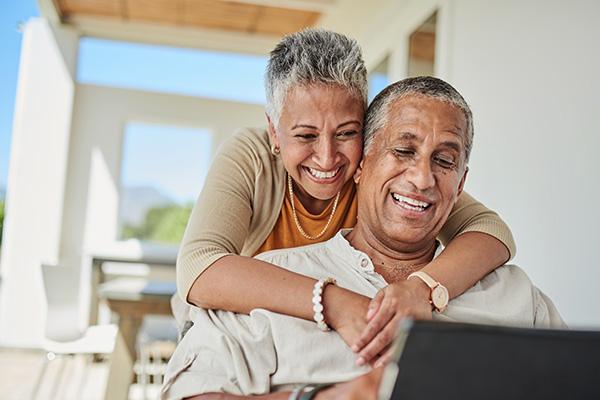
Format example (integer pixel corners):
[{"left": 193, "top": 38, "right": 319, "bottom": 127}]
[
  {"left": 119, "top": 122, "right": 212, "bottom": 244},
  {"left": 77, "top": 38, "right": 268, "bottom": 104},
  {"left": 368, "top": 56, "right": 390, "bottom": 102},
  {"left": 407, "top": 11, "right": 437, "bottom": 77}
]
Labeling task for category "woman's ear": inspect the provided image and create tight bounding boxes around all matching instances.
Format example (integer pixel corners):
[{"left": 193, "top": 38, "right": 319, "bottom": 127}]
[
  {"left": 354, "top": 160, "right": 364, "bottom": 184},
  {"left": 266, "top": 113, "right": 279, "bottom": 147}
]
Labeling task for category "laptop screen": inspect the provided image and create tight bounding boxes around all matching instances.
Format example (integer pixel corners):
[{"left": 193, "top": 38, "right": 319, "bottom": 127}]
[{"left": 380, "top": 320, "right": 600, "bottom": 400}]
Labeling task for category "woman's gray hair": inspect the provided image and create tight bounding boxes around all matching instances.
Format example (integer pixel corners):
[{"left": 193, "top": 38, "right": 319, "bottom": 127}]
[
  {"left": 265, "top": 29, "right": 368, "bottom": 126},
  {"left": 364, "top": 76, "right": 474, "bottom": 164}
]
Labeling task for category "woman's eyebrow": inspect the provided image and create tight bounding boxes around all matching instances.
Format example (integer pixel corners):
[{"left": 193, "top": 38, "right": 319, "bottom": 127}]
[
  {"left": 291, "top": 124, "right": 318, "bottom": 130},
  {"left": 337, "top": 120, "right": 362, "bottom": 129}
]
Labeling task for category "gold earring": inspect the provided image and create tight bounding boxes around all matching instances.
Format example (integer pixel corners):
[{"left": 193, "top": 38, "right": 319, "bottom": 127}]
[{"left": 270, "top": 144, "right": 280, "bottom": 155}]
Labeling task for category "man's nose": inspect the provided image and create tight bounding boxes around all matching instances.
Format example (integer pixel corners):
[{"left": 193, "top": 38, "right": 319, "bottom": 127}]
[
  {"left": 313, "top": 136, "right": 338, "bottom": 169},
  {"left": 406, "top": 158, "right": 435, "bottom": 191}
]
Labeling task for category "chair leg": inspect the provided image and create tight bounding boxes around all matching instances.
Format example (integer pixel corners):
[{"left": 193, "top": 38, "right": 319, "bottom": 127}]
[
  {"left": 29, "top": 352, "right": 53, "bottom": 400},
  {"left": 48, "top": 355, "right": 68, "bottom": 400},
  {"left": 75, "top": 354, "right": 91, "bottom": 400}
]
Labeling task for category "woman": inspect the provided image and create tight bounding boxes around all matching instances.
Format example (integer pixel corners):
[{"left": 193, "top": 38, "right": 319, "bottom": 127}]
[{"left": 176, "top": 29, "right": 515, "bottom": 365}]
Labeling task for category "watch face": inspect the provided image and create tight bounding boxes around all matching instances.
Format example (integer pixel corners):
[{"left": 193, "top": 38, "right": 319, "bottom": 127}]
[{"left": 432, "top": 286, "right": 449, "bottom": 309}]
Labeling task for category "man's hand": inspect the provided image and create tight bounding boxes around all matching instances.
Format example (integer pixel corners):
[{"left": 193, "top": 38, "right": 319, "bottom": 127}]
[
  {"left": 314, "top": 367, "right": 385, "bottom": 400},
  {"left": 352, "top": 279, "right": 432, "bottom": 367}
]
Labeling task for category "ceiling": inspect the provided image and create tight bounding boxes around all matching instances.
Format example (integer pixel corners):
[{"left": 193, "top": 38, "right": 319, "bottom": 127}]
[
  {"left": 53, "top": 0, "right": 324, "bottom": 36},
  {"left": 40, "top": 0, "right": 336, "bottom": 54}
]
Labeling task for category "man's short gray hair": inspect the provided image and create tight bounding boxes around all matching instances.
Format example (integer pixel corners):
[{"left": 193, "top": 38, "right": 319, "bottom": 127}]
[
  {"left": 265, "top": 29, "right": 368, "bottom": 126},
  {"left": 364, "top": 76, "right": 474, "bottom": 164}
]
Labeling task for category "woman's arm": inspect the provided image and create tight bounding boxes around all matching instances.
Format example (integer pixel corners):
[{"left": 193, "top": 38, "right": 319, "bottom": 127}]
[
  {"left": 178, "top": 128, "right": 370, "bottom": 345},
  {"left": 353, "top": 191, "right": 515, "bottom": 365},
  {"left": 190, "top": 254, "right": 371, "bottom": 346}
]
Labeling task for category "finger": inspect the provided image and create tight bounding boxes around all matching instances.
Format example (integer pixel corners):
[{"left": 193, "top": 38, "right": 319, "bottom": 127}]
[
  {"left": 352, "top": 300, "right": 394, "bottom": 353},
  {"left": 366, "top": 290, "right": 385, "bottom": 321},
  {"left": 368, "top": 342, "right": 392, "bottom": 368},
  {"left": 373, "top": 343, "right": 395, "bottom": 368},
  {"left": 356, "top": 317, "right": 398, "bottom": 366}
]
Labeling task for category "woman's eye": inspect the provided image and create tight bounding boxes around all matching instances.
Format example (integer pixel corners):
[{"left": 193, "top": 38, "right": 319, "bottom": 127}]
[
  {"left": 434, "top": 155, "right": 455, "bottom": 168},
  {"left": 295, "top": 133, "right": 317, "bottom": 140},
  {"left": 336, "top": 130, "right": 358, "bottom": 138}
]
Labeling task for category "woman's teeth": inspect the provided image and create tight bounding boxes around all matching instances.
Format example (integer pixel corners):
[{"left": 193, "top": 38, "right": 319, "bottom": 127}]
[
  {"left": 391, "top": 193, "right": 431, "bottom": 211},
  {"left": 307, "top": 167, "right": 339, "bottom": 179}
]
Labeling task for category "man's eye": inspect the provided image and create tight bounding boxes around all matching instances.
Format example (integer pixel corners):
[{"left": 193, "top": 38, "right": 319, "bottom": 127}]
[
  {"left": 433, "top": 155, "right": 455, "bottom": 168},
  {"left": 393, "top": 148, "right": 414, "bottom": 157}
]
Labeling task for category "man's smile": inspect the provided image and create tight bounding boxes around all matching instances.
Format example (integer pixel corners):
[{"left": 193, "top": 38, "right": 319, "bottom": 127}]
[{"left": 390, "top": 192, "right": 433, "bottom": 213}]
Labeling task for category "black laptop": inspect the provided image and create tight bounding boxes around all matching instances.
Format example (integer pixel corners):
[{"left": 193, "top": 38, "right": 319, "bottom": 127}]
[{"left": 379, "top": 320, "right": 600, "bottom": 400}]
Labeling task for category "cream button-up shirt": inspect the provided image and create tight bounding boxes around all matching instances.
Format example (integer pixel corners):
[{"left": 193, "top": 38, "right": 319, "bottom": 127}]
[{"left": 161, "top": 230, "right": 565, "bottom": 400}]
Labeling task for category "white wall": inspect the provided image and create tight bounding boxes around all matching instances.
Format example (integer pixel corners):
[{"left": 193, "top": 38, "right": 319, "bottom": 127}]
[
  {"left": 335, "top": 0, "right": 600, "bottom": 327},
  {"left": 1, "top": 21, "right": 266, "bottom": 346},
  {"left": 446, "top": 0, "right": 600, "bottom": 328},
  {"left": 60, "top": 85, "right": 266, "bottom": 336},
  {"left": 0, "top": 18, "right": 79, "bottom": 347}
]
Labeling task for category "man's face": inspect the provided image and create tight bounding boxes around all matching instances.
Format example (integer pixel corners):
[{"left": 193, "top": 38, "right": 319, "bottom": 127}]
[{"left": 355, "top": 95, "right": 468, "bottom": 251}]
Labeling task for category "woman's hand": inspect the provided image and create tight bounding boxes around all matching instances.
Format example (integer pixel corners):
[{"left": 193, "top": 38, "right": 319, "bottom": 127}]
[
  {"left": 352, "top": 279, "right": 432, "bottom": 367},
  {"left": 323, "top": 286, "right": 371, "bottom": 347}
]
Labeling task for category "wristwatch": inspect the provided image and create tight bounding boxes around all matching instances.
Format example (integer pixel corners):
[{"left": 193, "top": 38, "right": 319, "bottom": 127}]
[{"left": 407, "top": 271, "right": 449, "bottom": 313}]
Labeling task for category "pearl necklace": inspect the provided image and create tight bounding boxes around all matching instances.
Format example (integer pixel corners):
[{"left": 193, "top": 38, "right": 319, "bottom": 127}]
[{"left": 287, "top": 174, "right": 341, "bottom": 240}]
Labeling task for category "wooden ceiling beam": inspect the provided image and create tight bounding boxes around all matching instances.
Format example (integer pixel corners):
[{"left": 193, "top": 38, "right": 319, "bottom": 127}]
[
  {"left": 66, "top": 15, "right": 280, "bottom": 55},
  {"left": 215, "top": 0, "right": 333, "bottom": 13}
]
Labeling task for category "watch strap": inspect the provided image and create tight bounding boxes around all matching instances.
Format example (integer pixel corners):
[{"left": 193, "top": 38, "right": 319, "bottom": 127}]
[{"left": 407, "top": 271, "right": 438, "bottom": 289}]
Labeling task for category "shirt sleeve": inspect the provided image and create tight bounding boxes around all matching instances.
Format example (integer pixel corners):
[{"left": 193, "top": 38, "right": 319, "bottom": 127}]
[
  {"left": 437, "top": 191, "right": 517, "bottom": 260},
  {"left": 176, "top": 131, "right": 259, "bottom": 302}
]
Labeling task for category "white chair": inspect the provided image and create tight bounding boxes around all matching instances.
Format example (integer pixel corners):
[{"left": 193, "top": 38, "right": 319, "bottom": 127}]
[{"left": 30, "top": 264, "right": 117, "bottom": 400}]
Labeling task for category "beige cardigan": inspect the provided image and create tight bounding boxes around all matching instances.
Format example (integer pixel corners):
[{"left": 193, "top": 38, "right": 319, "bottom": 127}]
[{"left": 176, "top": 127, "right": 516, "bottom": 301}]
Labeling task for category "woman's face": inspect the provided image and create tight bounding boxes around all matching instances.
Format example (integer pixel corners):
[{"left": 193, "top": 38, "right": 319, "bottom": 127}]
[{"left": 268, "top": 84, "right": 364, "bottom": 208}]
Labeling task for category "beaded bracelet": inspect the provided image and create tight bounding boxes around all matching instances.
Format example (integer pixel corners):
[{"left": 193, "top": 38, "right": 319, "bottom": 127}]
[{"left": 312, "top": 278, "right": 336, "bottom": 331}]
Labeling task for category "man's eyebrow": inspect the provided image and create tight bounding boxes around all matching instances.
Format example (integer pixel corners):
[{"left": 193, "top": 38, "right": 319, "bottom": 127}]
[
  {"left": 444, "top": 126, "right": 464, "bottom": 136},
  {"left": 395, "top": 132, "right": 417, "bottom": 140},
  {"left": 440, "top": 140, "right": 462, "bottom": 152}
]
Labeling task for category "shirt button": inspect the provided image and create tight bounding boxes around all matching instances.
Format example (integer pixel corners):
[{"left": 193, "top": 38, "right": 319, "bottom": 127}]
[{"left": 360, "top": 258, "right": 369, "bottom": 268}]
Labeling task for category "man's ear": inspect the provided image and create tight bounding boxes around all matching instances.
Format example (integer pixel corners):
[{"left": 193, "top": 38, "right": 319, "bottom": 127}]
[
  {"left": 266, "top": 113, "right": 279, "bottom": 148},
  {"left": 354, "top": 159, "right": 364, "bottom": 184},
  {"left": 457, "top": 166, "right": 468, "bottom": 197}
]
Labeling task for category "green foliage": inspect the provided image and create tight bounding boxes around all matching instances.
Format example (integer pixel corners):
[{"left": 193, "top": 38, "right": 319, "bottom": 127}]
[{"left": 122, "top": 203, "right": 192, "bottom": 244}]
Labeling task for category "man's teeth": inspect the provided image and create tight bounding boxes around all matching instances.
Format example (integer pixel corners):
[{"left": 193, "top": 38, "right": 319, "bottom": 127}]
[
  {"left": 308, "top": 167, "right": 339, "bottom": 179},
  {"left": 391, "top": 193, "right": 431, "bottom": 211}
]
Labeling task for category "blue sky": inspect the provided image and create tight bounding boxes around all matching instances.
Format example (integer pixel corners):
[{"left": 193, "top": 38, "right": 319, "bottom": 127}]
[
  {"left": 0, "top": 1, "right": 267, "bottom": 203},
  {"left": 1, "top": 2, "right": 387, "bottom": 203},
  {"left": 0, "top": 0, "right": 39, "bottom": 190},
  {"left": 122, "top": 123, "right": 213, "bottom": 204}
]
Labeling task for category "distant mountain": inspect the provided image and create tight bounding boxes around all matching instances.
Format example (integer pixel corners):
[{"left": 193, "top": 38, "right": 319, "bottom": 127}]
[{"left": 120, "top": 185, "right": 174, "bottom": 226}]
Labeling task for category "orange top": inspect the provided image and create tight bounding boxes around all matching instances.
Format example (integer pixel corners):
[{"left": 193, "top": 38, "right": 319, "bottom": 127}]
[{"left": 255, "top": 180, "right": 358, "bottom": 255}]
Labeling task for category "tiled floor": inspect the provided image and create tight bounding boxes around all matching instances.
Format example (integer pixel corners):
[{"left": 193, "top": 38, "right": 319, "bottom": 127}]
[{"left": 0, "top": 348, "right": 164, "bottom": 400}]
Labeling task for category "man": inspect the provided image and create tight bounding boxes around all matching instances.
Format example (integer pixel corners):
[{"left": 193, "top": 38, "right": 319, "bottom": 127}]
[{"left": 161, "top": 77, "right": 564, "bottom": 400}]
